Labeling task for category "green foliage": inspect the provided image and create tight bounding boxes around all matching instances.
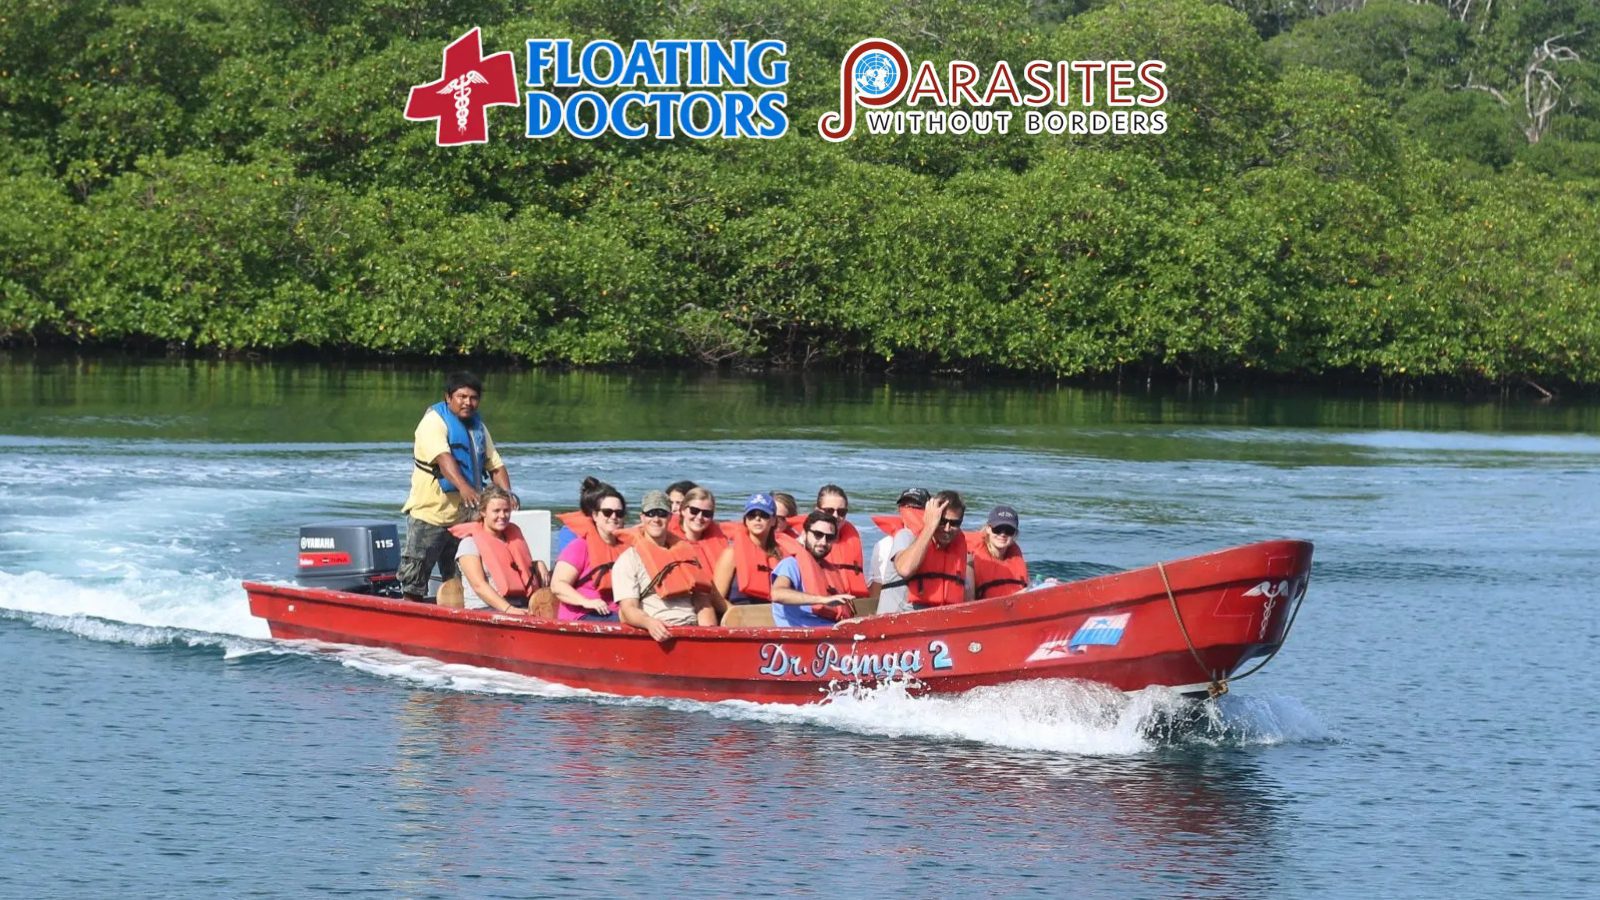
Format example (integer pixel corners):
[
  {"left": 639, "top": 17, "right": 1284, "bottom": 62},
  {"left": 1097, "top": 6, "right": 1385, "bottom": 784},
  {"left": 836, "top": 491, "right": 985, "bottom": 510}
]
[
  {"left": 1269, "top": 0, "right": 1600, "bottom": 173},
  {"left": 2, "top": 0, "right": 1599, "bottom": 387},
  {"left": 1051, "top": 0, "right": 1274, "bottom": 179},
  {"left": 0, "top": 170, "right": 76, "bottom": 338},
  {"left": 1399, "top": 89, "right": 1521, "bottom": 168},
  {"left": 1265, "top": 1, "right": 1465, "bottom": 102}
]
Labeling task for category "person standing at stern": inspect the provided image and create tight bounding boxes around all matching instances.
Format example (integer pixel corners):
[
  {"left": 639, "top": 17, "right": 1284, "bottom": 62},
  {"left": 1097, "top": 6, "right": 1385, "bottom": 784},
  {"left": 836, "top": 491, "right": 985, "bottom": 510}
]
[{"left": 399, "top": 372, "right": 513, "bottom": 603}]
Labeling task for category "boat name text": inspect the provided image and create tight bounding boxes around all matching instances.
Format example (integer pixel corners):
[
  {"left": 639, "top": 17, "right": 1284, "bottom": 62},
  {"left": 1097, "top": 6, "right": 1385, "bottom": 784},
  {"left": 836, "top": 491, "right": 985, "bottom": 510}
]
[{"left": 758, "top": 640, "right": 955, "bottom": 680}]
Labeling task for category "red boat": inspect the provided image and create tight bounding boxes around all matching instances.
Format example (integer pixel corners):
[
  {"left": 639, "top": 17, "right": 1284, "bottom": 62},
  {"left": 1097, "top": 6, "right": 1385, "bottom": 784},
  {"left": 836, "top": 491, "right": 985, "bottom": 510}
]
[{"left": 246, "top": 538, "right": 1312, "bottom": 704}]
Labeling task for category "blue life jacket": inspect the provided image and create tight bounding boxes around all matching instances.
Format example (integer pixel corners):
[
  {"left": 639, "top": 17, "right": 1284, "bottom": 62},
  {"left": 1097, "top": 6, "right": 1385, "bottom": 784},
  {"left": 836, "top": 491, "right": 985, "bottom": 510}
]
[{"left": 415, "top": 401, "right": 487, "bottom": 493}]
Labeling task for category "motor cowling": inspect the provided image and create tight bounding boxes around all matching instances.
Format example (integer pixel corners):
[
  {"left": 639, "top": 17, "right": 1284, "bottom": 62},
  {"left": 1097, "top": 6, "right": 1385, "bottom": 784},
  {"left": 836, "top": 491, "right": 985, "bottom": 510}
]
[{"left": 295, "top": 522, "right": 401, "bottom": 596}]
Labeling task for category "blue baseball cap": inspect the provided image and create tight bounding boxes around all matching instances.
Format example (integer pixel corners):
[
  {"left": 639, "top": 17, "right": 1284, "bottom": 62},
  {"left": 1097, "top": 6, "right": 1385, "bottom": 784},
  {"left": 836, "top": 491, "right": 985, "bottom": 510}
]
[
  {"left": 743, "top": 492, "right": 777, "bottom": 516},
  {"left": 986, "top": 505, "right": 1020, "bottom": 530}
]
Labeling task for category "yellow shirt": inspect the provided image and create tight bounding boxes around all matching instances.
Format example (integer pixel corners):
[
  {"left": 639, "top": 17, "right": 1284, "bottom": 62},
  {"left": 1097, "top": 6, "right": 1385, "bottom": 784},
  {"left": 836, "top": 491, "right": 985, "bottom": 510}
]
[{"left": 401, "top": 408, "right": 505, "bottom": 527}]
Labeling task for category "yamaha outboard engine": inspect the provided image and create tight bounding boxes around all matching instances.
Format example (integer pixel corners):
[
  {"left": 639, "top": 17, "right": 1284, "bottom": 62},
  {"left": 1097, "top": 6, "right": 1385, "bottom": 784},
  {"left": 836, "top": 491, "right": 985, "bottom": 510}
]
[{"left": 295, "top": 522, "right": 402, "bottom": 596}]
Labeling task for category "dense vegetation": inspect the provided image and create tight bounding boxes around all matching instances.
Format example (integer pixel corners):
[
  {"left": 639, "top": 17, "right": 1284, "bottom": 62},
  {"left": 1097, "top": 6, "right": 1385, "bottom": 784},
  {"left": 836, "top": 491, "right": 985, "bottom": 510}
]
[{"left": 3, "top": 0, "right": 1598, "bottom": 387}]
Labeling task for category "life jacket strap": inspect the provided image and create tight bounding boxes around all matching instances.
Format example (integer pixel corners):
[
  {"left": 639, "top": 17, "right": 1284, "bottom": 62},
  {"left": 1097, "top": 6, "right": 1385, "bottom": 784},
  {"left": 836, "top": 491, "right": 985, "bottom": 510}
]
[
  {"left": 574, "top": 562, "right": 615, "bottom": 590},
  {"left": 641, "top": 558, "right": 699, "bottom": 600},
  {"left": 508, "top": 559, "right": 538, "bottom": 597},
  {"left": 975, "top": 577, "right": 1027, "bottom": 599}
]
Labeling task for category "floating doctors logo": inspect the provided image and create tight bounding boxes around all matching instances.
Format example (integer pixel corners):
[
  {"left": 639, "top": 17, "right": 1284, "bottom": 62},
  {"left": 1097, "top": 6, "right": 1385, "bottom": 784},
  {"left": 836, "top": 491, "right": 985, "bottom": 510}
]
[
  {"left": 819, "top": 37, "right": 1170, "bottom": 142},
  {"left": 523, "top": 39, "right": 789, "bottom": 139},
  {"left": 405, "top": 29, "right": 789, "bottom": 143},
  {"left": 404, "top": 29, "right": 520, "bottom": 146}
]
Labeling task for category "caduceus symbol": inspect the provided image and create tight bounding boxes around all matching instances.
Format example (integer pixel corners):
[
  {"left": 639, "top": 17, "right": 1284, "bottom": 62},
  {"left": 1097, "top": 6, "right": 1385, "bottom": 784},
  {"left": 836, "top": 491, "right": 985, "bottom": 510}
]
[{"left": 437, "top": 70, "right": 490, "bottom": 134}]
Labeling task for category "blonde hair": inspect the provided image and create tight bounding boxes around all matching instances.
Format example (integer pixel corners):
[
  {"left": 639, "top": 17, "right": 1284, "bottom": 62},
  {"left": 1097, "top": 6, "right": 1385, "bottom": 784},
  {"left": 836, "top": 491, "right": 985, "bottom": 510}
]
[{"left": 470, "top": 485, "right": 515, "bottom": 522}]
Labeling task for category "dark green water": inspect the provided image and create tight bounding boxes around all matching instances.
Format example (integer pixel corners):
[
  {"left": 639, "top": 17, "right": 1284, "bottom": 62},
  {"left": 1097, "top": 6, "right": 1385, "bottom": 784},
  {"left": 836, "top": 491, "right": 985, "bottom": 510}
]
[{"left": 4, "top": 353, "right": 1594, "bottom": 450}]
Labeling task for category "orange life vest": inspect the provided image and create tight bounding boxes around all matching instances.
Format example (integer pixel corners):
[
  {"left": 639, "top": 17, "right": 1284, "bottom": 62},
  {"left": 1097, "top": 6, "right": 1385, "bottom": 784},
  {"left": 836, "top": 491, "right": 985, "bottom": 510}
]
[
  {"left": 968, "top": 535, "right": 1028, "bottom": 600},
  {"left": 448, "top": 521, "right": 539, "bottom": 599},
  {"left": 557, "top": 511, "right": 631, "bottom": 599},
  {"left": 630, "top": 533, "right": 715, "bottom": 599},
  {"left": 794, "top": 516, "right": 869, "bottom": 597},
  {"left": 681, "top": 526, "right": 728, "bottom": 580},
  {"left": 730, "top": 530, "right": 792, "bottom": 602},
  {"left": 870, "top": 506, "right": 925, "bottom": 539},
  {"left": 824, "top": 520, "right": 869, "bottom": 596},
  {"left": 789, "top": 546, "right": 854, "bottom": 597},
  {"left": 905, "top": 536, "right": 968, "bottom": 608}
]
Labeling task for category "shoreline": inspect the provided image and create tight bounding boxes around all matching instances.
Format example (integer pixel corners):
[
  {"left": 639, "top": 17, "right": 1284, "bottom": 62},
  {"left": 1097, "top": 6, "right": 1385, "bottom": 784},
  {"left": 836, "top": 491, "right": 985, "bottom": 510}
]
[{"left": 1, "top": 344, "right": 1585, "bottom": 402}]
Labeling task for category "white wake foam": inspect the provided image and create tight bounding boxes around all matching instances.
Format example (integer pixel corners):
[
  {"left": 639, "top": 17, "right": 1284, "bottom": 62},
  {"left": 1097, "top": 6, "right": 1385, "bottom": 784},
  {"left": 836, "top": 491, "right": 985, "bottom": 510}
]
[
  {"left": 244, "top": 639, "right": 1329, "bottom": 756},
  {"left": 0, "top": 569, "right": 269, "bottom": 647}
]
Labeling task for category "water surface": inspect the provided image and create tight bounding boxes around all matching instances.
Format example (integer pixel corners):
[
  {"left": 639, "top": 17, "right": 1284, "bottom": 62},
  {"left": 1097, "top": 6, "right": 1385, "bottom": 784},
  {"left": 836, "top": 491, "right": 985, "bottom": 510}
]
[{"left": 1, "top": 355, "right": 1594, "bottom": 897}]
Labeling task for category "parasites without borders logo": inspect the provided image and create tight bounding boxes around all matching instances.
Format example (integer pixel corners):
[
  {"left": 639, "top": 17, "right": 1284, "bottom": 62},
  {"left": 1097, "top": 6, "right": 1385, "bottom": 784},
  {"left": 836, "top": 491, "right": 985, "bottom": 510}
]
[
  {"left": 818, "top": 38, "right": 1169, "bottom": 142},
  {"left": 405, "top": 28, "right": 519, "bottom": 146},
  {"left": 405, "top": 28, "right": 789, "bottom": 143}
]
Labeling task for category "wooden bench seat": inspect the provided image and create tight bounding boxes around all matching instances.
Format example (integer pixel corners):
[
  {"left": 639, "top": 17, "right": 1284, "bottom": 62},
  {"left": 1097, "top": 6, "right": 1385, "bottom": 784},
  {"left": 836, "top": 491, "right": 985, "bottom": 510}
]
[{"left": 720, "top": 595, "right": 880, "bottom": 627}]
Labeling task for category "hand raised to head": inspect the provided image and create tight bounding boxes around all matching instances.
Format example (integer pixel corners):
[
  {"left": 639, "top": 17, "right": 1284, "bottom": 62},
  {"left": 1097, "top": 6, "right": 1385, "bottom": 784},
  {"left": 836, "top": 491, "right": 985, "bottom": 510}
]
[{"left": 921, "top": 496, "right": 948, "bottom": 534}]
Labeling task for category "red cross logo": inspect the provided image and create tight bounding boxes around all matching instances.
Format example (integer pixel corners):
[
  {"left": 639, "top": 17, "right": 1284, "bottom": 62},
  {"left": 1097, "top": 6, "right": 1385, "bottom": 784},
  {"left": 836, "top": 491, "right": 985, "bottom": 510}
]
[{"left": 404, "top": 28, "right": 519, "bottom": 146}]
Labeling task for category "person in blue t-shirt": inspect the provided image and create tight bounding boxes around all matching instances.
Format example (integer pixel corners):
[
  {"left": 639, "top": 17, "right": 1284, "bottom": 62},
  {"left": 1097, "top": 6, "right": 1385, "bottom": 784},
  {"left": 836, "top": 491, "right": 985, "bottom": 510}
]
[{"left": 770, "top": 511, "right": 858, "bottom": 627}]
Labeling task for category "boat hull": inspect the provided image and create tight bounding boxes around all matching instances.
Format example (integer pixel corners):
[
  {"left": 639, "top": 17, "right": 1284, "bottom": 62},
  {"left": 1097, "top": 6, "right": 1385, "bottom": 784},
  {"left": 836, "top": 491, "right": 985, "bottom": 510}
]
[{"left": 245, "top": 539, "right": 1312, "bottom": 704}]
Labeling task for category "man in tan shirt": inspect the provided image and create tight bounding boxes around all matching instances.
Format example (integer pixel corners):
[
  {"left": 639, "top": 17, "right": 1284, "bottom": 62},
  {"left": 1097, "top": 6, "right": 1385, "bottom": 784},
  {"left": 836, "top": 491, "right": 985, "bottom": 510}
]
[
  {"left": 399, "top": 372, "right": 513, "bottom": 602},
  {"left": 616, "top": 490, "right": 719, "bottom": 640}
]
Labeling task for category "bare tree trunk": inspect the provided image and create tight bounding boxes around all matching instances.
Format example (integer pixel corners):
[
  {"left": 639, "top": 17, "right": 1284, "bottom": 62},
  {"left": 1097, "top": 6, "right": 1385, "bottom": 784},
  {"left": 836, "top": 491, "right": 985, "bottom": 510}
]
[
  {"left": 1460, "top": 32, "right": 1582, "bottom": 145},
  {"left": 1521, "top": 34, "right": 1581, "bottom": 144}
]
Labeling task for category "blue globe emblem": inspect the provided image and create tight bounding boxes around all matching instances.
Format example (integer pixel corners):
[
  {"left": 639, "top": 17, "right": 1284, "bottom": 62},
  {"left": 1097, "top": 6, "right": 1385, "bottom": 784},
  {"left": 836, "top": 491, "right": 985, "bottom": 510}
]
[{"left": 853, "top": 50, "right": 899, "bottom": 98}]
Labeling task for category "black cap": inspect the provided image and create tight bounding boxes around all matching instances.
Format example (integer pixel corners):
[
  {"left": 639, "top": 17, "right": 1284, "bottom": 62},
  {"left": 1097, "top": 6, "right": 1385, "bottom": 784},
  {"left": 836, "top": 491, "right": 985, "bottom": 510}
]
[{"left": 896, "top": 487, "right": 930, "bottom": 508}]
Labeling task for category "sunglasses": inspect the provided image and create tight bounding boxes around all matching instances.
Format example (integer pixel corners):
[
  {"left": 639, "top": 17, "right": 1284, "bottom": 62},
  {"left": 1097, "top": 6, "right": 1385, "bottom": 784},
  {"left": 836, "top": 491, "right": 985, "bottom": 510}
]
[
  {"left": 642, "top": 509, "right": 670, "bottom": 519},
  {"left": 685, "top": 506, "right": 714, "bottom": 519},
  {"left": 992, "top": 525, "right": 1017, "bottom": 537},
  {"left": 745, "top": 510, "right": 773, "bottom": 520},
  {"left": 817, "top": 506, "right": 848, "bottom": 517},
  {"left": 939, "top": 517, "right": 964, "bottom": 528},
  {"left": 596, "top": 507, "right": 626, "bottom": 519},
  {"left": 807, "top": 529, "right": 838, "bottom": 542}
]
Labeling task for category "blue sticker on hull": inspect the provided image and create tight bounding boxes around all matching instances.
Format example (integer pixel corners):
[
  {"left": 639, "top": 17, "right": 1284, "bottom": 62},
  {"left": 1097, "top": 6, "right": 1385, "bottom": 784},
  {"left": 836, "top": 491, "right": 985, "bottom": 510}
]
[{"left": 1067, "top": 613, "right": 1131, "bottom": 651}]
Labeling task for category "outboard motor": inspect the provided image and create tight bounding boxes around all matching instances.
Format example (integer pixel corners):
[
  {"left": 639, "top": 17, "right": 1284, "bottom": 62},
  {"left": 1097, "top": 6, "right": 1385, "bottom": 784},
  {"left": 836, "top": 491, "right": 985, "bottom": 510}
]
[{"left": 296, "top": 522, "right": 402, "bottom": 596}]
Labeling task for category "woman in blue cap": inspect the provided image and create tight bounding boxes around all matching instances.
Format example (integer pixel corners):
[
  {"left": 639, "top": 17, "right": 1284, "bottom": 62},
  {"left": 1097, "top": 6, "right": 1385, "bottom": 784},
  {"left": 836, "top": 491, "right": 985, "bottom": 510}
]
[
  {"left": 971, "top": 504, "right": 1029, "bottom": 600},
  {"left": 713, "top": 492, "right": 790, "bottom": 606}
]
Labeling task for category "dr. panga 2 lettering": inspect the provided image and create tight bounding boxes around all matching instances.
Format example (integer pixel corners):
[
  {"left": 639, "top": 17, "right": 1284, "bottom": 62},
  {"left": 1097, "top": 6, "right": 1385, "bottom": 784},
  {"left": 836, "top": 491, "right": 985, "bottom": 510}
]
[{"left": 758, "top": 640, "right": 954, "bottom": 679}]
